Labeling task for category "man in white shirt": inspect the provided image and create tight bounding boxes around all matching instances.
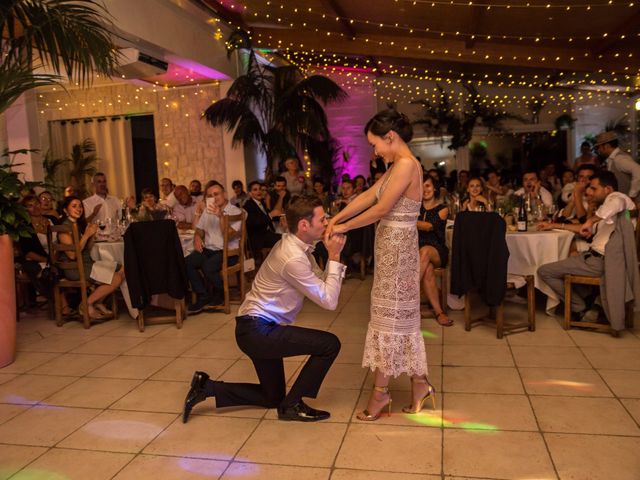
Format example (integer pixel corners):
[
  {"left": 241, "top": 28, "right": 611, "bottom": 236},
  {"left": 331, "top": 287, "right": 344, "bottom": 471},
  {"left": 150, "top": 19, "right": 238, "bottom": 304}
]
[
  {"left": 159, "top": 177, "right": 178, "bottom": 208},
  {"left": 172, "top": 185, "right": 197, "bottom": 229},
  {"left": 539, "top": 171, "right": 635, "bottom": 320},
  {"left": 185, "top": 182, "right": 242, "bottom": 313},
  {"left": 595, "top": 131, "right": 640, "bottom": 201},
  {"left": 560, "top": 164, "right": 596, "bottom": 222},
  {"left": 183, "top": 195, "right": 347, "bottom": 423},
  {"left": 83, "top": 172, "right": 122, "bottom": 224},
  {"left": 514, "top": 170, "right": 553, "bottom": 208}
]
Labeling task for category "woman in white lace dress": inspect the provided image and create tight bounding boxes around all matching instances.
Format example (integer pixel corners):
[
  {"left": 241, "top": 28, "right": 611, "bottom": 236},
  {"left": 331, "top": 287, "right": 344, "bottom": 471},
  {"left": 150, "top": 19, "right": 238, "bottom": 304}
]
[{"left": 326, "top": 109, "right": 435, "bottom": 420}]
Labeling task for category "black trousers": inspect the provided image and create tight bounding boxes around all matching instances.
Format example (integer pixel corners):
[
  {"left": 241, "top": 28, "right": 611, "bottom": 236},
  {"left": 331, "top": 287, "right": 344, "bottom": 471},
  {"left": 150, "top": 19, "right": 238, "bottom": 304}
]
[{"left": 208, "top": 315, "right": 341, "bottom": 409}]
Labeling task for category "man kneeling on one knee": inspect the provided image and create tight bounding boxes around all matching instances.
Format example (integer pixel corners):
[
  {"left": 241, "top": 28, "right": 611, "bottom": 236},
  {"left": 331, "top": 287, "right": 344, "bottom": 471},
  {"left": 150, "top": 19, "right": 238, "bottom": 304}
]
[
  {"left": 183, "top": 195, "right": 347, "bottom": 422},
  {"left": 538, "top": 171, "right": 638, "bottom": 328}
]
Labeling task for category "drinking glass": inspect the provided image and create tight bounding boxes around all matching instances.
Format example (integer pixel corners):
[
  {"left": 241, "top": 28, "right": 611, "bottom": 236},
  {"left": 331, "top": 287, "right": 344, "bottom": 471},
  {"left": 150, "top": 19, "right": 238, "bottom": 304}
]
[{"left": 546, "top": 205, "right": 558, "bottom": 221}]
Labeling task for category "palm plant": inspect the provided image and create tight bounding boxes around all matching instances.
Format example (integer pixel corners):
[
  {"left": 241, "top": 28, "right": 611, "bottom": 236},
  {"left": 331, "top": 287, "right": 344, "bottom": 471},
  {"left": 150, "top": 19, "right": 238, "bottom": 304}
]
[
  {"left": 68, "top": 138, "right": 98, "bottom": 198},
  {"left": 42, "top": 149, "right": 69, "bottom": 197},
  {"left": 0, "top": 0, "right": 119, "bottom": 114},
  {"left": 203, "top": 30, "right": 347, "bottom": 181}
]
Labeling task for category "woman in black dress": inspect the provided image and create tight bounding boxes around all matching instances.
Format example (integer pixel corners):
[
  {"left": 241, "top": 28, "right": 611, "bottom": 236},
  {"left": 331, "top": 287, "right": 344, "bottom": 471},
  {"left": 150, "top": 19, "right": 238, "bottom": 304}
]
[{"left": 418, "top": 176, "right": 451, "bottom": 326}]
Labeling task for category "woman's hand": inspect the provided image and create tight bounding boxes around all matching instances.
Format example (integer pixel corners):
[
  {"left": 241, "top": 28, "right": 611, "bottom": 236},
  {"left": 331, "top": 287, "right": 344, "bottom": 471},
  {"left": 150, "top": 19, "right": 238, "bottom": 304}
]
[
  {"left": 331, "top": 223, "right": 350, "bottom": 235},
  {"left": 324, "top": 218, "right": 337, "bottom": 241},
  {"left": 537, "top": 221, "right": 555, "bottom": 231}
]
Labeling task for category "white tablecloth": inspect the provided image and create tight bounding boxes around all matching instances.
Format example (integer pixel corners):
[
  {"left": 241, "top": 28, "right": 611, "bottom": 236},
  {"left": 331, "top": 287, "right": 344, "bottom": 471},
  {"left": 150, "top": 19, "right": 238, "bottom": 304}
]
[
  {"left": 91, "top": 234, "right": 194, "bottom": 318},
  {"left": 506, "top": 229, "right": 574, "bottom": 312},
  {"left": 445, "top": 227, "right": 574, "bottom": 312}
]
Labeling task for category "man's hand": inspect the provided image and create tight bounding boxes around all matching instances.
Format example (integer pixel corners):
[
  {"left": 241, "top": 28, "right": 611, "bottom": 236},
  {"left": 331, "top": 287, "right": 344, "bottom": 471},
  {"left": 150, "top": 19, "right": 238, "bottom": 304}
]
[
  {"left": 277, "top": 189, "right": 287, "bottom": 199},
  {"left": 194, "top": 234, "right": 204, "bottom": 253},
  {"left": 532, "top": 180, "right": 541, "bottom": 195},
  {"left": 324, "top": 232, "right": 347, "bottom": 262},
  {"left": 580, "top": 219, "right": 593, "bottom": 238},
  {"left": 537, "top": 221, "right": 554, "bottom": 231}
]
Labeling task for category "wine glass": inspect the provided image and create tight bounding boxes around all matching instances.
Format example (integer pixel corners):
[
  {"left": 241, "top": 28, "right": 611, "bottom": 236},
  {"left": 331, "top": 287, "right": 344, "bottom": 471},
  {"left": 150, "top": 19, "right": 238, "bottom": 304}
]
[{"left": 546, "top": 205, "right": 558, "bottom": 222}]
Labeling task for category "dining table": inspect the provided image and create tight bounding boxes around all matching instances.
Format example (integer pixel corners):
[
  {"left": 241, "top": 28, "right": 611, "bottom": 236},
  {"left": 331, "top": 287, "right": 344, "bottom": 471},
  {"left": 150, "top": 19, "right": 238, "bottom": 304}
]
[
  {"left": 445, "top": 220, "right": 575, "bottom": 313},
  {"left": 90, "top": 230, "right": 195, "bottom": 318}
]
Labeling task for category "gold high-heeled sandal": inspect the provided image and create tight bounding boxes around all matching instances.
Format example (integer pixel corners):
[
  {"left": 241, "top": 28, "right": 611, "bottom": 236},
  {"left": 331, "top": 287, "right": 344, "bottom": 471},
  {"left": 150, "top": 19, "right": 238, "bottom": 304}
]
[
  {"left": 357, "top": 386, "right": 392, "bottom": 421},
  {"left": 402, "top": 376, "right": 436, "bottom": 413}
]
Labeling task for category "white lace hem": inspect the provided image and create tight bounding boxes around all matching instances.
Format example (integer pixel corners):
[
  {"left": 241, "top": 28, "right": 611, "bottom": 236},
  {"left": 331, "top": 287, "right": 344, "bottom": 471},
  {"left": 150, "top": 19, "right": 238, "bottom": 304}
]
[{"left": 362, "top": 327, "right": 428, "bottom": 378}]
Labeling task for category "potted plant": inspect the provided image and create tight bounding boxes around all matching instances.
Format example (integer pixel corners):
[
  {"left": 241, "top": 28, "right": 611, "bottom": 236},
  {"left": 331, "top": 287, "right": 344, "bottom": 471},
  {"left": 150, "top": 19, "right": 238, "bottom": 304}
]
[
  {"left": 0, "top": 150, "right": 39, "bottom": 367},
  {"left": 0, "top": 0, "right": 119, "bottom": 366}
]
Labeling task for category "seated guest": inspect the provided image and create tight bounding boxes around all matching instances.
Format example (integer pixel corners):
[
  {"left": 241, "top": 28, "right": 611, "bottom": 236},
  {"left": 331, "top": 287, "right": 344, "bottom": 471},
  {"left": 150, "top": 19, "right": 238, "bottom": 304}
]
[
  {"left": 18, "top": 195, "right": 53, "bottom": 302},
  {"left": 189, "top": 180, "right": 203, "bottom": 202},
  {"left": 560, "top": 164, "right": 597, "bottom": 223},
  {"left": 230, "top": 180, "right": 248, "bottom": 207},
  {"left": 159, "top": 177, "right": 178, "bottom": 208},
  {"left": 83, "top": 172, "right": 122, "bottom": 224},
  {"left": 485, "top": 168, "right": 510, "bottom": 206},
  {"left": 281, "top": 157, "right": 311, "bottom": 197},
  {"left": 418, "top": 176, "right": 451, "bottom": 326},
  {"left": 186, "top": 183, "right": 242, "bottom": 313},
  {"left": 539, "top": 162, "right": 562, "bottom": 200},
  {"left": 428, "top": 168, "right": 450, "bottom": 200},
  {"left": 353, "top": 175, "right": 367, "bottom": 195},
  {"left": 269, "top": 176, "right": 292, "bottom": 214},
  {"left": 455, "top": 169, "right": 470, "bottom": 197},
  {"left": 260, "top": 183, "right": 271, "bottom": 210},
  {"left": 38, "top": 190, "right": 61, "bottom": 222},
  {"left": 538, "top": 171, "right": 637, "bottom": 325},
  {"left": 173, "top": 185, "right": 197, "bottom": 229},
  {"left": 461, "top": 177, "right": 492, "bottom": 212},
  {"left": 336, "top": 179, "right": 357, "bottom": 210},
  {"left": 312, "top": 178, "right": 332, "bottom": 211},
  {"left": 244, "top": 181, "right": 282, "bottom": 253},
  {"left": 137, "top": 188, "right": 168, "bottom": 220},
  {"left": 58, "top": 196, "right": 125, "bottom": 319},
  {"left": 559, "top": 169, "right": 576, "bottom": 207},
  {"left": 514, "top": 170, "right": 553, "bottom": 208}
]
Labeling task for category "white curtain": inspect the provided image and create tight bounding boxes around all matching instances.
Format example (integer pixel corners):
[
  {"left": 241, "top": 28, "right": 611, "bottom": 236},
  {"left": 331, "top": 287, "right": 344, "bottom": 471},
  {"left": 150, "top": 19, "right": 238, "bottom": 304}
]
[{"left": 48, "top": 116, "right": 136, "bottom": 199}]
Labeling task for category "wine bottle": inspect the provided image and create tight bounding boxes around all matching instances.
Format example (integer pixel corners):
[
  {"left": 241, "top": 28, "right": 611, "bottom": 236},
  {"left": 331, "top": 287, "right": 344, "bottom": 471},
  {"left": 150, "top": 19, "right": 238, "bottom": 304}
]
[{"left": 517, "top": 197, "right": 528, "bottom": 232}]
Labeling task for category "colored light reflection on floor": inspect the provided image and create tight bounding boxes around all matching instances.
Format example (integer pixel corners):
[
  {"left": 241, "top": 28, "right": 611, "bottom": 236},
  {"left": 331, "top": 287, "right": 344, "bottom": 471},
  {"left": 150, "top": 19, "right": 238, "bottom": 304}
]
[
  {"left": 405, "top": 412, "right": 498, "bottom": 432},
  {"left": 528, "top": 379, "right": 594, "bottom": 392},
  {"left": 421, "top": 329, "right": 438, "bottom": 339},
  {"left": 178, "top": 457, "right": 258, "bottom": 476},
  {"left": 3, "top": 469, "right": 69, "bottom": 480}
]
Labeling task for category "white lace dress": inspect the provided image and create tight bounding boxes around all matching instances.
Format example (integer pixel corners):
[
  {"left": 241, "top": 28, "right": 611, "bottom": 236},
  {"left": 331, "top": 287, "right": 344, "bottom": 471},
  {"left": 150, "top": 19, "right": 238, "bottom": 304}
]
[{"left": 362, "top": 176, "right": 428, "bottom": 378}]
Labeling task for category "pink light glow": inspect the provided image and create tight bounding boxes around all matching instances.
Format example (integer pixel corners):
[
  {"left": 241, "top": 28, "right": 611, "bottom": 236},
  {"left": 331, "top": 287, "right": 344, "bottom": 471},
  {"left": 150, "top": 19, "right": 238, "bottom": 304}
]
[{"left": 143, "top": 58, "right": 230, "bottom": 86}]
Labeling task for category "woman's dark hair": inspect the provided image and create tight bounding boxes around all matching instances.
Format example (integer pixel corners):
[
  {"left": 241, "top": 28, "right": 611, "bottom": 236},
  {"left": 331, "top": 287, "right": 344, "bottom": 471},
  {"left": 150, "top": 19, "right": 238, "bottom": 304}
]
[
  {"left": 364, "top": 109, "right": 413, "bottom": 143},
  {"left": 423, "top": 175, "right": 442, "bottom": 199},
  {"left": 60, "top": 195, "right": 87, "bottom": 233}
]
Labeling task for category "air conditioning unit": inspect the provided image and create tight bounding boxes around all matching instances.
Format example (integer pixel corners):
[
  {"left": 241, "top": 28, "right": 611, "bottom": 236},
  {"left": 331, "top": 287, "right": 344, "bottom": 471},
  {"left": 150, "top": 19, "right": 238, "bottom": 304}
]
[{"left": 118, "top": 48, "right": 168, "bottom": 78}]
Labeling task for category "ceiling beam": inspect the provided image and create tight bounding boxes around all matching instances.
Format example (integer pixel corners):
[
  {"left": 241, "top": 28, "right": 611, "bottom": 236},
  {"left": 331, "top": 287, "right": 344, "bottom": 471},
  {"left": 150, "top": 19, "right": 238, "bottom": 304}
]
[
  {"left": 196, "top": 0, "right": 250, "bottom": 32},
  {"left": 324, "top": 0, "right": 357, "bottom": 38},
  {"left": 465, "top": 6, "right": 486, "bottom": 50},
  {"left": 253, "top": 27, "right": 639, "bottom": 74},
  {"left": 592, "top": 8, "right": 640, "bottom": 55}
]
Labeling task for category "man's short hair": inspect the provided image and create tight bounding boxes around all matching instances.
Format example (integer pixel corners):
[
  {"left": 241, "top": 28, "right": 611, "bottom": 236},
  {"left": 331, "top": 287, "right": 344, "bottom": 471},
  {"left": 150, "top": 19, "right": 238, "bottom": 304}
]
[
  {"left": 274, "top": 176, "right": 287, "bottom": 185},
  {"left": 591, "top": 170, "right": 618, "bottom": 191},
  {"left": 576, "top": 164, "right": 597, "bottom": 177},
  {"left": 286, "top": 195, "right": 323, "bottom": 234},
  {"left": 341, "top": 179, "right": 354, "bottom": 187},
  {"left": 580, "top": 141, "right": 591, "bottom": 149},
  {"left": 141, "top": 187, "right": 155, "bottom": 197},
  {"left": 204, "top": 180, "right": 223, "bottom": 192},
  {"left": 522, "top": 169, "right": 538, "bottom": 179},
  {"left": 232, "top": 180, "right": 244, "bottom": 189},
  {"left": 92, "top": 172, "right": 106, "bottom": 182},
  {"left": 248, "top": 180, "right": 262, "bottom": 190}
]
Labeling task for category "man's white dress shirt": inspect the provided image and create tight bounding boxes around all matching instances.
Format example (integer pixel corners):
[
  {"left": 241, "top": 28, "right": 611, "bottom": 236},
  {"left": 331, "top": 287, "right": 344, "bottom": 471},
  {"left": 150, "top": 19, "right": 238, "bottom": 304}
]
[
  {"left": 238, "top": 234, "right": 346, "bottom": 325},
  {"left": 83, "top": 194, "right": 121, "bottom": 223}
]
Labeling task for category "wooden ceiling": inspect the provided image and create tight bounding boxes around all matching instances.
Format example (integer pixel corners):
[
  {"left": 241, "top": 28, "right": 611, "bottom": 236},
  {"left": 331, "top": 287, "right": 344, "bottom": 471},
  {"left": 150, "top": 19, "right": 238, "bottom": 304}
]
[{"left": 197, "top": 0, "right": 640, "bottom": 92}]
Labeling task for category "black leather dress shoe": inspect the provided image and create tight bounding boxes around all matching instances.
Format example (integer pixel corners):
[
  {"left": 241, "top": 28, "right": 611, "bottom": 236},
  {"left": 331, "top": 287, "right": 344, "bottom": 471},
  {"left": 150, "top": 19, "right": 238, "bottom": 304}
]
[
  {"left": 277, "top": 401, "right": 330, "bottom": 422},
  {"left": 182, "top": 371, "right": 210, "bottom": 424}
]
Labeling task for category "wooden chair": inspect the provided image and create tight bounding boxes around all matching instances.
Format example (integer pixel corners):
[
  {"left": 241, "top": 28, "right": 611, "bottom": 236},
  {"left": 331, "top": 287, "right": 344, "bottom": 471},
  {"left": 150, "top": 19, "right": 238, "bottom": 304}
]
[
  {"left": 464, "top": 275, "right": 536, "bottom": 339},
  {"left": 48, "top": 223, "right": 117, "bottom": 329},
  {"left": 137, "top": 297, "right": 185, "bottom": 332},
  {"left": 207, "top": 212, "right": 247, "bottom": 314},
  {"left": 563, "top": 210, "right": 639, "bottom": 337}
]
